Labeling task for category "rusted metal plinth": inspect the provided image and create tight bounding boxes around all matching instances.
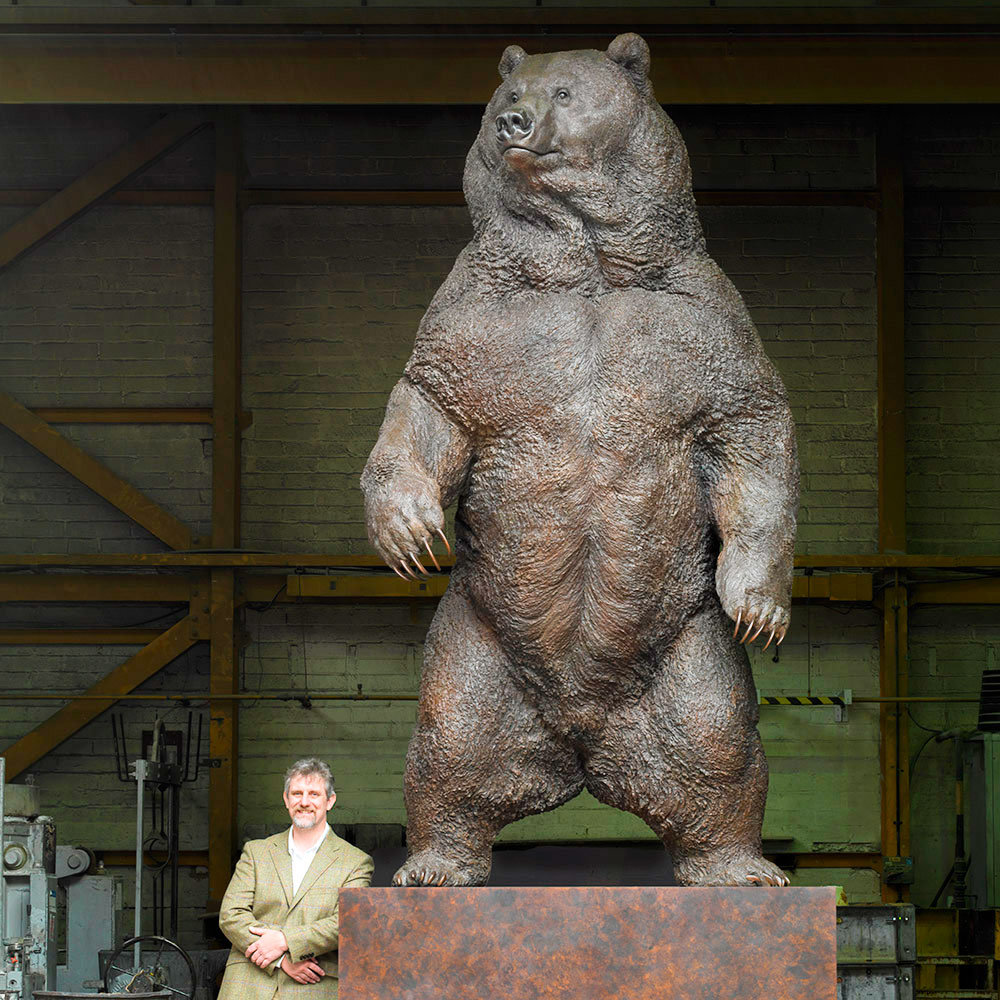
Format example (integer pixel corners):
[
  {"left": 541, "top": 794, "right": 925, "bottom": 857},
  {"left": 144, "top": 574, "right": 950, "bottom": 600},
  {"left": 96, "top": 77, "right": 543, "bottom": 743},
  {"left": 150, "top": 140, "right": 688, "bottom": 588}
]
[{"left": 339, "top": 886, "right": 837, "bottom": 1000}]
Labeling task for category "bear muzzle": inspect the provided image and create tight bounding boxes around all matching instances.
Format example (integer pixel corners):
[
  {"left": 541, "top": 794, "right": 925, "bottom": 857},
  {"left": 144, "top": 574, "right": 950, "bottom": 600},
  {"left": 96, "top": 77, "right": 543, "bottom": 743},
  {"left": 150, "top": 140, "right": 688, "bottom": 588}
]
[
  {"left": 495, "top": 109, "right": 560, "bottom": 170},
  {"left": 496, "top": 107, "right": 535, "bottom": 149}
]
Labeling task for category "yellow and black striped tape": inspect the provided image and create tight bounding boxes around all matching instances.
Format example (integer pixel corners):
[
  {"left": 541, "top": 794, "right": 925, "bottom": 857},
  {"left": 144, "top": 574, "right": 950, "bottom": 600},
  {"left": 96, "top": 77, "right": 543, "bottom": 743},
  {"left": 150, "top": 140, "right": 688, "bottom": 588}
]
[{"left": 760, "top": 696, "right": 845, "bottom": 706}]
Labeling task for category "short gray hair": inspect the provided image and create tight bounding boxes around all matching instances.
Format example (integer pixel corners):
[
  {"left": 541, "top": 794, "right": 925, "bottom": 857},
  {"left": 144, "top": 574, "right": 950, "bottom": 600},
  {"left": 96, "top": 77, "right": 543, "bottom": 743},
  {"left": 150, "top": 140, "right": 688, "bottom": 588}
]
[{"left": 283, "top": 757, "right": 335, "bottom": 798}]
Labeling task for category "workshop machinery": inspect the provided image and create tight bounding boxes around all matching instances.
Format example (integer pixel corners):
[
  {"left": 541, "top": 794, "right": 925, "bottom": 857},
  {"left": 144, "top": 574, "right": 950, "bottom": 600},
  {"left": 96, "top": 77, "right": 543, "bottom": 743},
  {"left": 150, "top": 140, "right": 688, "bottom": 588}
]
[{"left": 2, "top": 759, "right": 123, "bottom": 1000}]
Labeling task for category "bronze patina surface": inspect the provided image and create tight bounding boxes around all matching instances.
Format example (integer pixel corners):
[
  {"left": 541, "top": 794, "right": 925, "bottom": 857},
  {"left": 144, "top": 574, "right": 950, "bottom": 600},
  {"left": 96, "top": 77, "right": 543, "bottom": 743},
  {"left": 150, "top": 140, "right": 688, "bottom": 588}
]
[
  {"left": 362, "top": 33, "right": 799, "bottom": 889},
  {"left": 339, "top": 886, "right": 836, "bottom": 1000}
]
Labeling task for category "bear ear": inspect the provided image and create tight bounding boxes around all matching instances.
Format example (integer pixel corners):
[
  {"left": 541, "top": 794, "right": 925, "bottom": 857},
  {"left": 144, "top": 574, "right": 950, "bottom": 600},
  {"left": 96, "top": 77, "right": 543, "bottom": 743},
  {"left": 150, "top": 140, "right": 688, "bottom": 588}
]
[
  {"left": 607, "top": 33, "right": 651, "bottom": 93},
  {"left": 498, "top": 45, "right": 527, "bottom": 80}
]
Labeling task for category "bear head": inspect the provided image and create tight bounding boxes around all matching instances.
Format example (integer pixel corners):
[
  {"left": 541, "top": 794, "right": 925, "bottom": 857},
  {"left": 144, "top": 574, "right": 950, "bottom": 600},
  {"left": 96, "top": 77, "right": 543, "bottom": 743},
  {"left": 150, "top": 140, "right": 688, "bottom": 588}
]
[{"left": 462, "top": 34, "right": 704, "bottom": 292}]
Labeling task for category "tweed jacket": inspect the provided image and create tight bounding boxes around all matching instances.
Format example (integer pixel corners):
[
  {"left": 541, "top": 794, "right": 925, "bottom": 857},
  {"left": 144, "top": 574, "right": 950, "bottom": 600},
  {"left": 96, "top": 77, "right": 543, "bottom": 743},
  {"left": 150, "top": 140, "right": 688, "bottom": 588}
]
[{"left": 218, "top": 829, "right": 374, "bottom": 1000}]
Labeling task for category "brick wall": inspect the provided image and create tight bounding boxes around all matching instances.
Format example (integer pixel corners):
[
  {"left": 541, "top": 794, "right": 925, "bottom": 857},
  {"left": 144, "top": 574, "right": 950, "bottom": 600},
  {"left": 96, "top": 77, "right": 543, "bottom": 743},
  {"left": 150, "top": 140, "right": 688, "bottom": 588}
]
[
  {"left": 241, "top": 105, "right": 878, "bottom": 193},
  {"left": 678, "top": 107, "right": 875, "bottom": 191},
  {"left": 242, "top": 205, "right": 472, "bottom": 552},
  {"left": 904, "top": 106, "right": 1000, "bottom": 190},
  {"left": 905, "top": 203, "right": 1000, "bottom": 554},
  {"left": 0, "top": 102, "right": 997, "bottom": 943},
  {"left": 245, "top": 109, "right": 477, "bottom": 191},
  {"left": 0, "top": 202, "right": 213, "bottom": 551},
  {"left": 236, "top": 601, "right": 431, "bottom": 838},
  {"left": 703, "top": 205, "right": 878, "bottom": 553},
  {"left": 241, "top": 201, "right": 877, "bottom": 554},
  {"left": 0, "top": 108, "right": 213, "bottom": 191}
]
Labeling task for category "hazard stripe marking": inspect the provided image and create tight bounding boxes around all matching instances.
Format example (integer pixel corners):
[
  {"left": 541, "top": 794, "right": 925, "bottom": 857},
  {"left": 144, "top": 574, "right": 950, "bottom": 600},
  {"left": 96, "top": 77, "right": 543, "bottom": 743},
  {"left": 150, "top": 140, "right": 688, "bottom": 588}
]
[{"left": 760, "top": 696, "right": 845, "bottom": 706}]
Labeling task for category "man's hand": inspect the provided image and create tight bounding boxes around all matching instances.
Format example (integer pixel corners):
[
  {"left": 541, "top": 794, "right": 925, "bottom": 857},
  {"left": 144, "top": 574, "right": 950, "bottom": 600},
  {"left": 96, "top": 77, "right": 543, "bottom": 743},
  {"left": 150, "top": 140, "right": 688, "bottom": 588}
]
[
  {"left": 281, "top": 958, "right": 326, "bottom": 984},
  {"left": 246, "top": 925, "right": 288, "bottom": 968}
]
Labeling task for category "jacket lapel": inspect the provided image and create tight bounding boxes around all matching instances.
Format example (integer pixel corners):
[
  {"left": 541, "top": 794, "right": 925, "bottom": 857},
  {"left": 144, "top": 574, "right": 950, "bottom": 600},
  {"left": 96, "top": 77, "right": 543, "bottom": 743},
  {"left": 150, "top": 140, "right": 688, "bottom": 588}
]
[
  {"left": 288, "top": 830, "right": 341, "bottom": 913},
  {"left": 268, "top": 833, "right": 294, "bottom": 907}
]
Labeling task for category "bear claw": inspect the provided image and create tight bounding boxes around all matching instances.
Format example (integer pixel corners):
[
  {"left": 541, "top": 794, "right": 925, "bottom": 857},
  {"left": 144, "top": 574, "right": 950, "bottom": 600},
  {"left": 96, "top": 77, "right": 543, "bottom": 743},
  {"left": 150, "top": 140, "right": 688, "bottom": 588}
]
[
  {"left": 436, "top": 529, "right": 451, "bottom": 556},
  {"left": 676, "top": 852, "right": 790, "bottom": 888},
  {"left": 424, "top": 539, "right": 442, "bottom": 571},
  {"left": 730, "top": 605, "right": 788, "bottom": 650},
  {"left": 392, "top": 850, "right": 486, "bottom": 887}
]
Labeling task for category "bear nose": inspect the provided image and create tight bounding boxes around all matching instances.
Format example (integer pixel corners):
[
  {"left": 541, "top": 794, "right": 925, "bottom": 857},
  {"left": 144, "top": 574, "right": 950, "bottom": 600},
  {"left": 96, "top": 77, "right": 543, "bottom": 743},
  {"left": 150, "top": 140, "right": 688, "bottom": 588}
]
[{"left": 496, "top": 107, "right": 534, "bottom": 145}]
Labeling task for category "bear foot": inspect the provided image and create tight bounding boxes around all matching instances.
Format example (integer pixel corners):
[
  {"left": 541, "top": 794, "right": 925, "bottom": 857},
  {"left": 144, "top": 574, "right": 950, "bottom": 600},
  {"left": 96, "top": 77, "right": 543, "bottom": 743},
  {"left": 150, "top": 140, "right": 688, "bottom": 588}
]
[
  {"left": 392, "top": 849, "right": 489, "bottom": 887},
  {"left": 674, "top": 851, "right": 789, "bottom": 887}
]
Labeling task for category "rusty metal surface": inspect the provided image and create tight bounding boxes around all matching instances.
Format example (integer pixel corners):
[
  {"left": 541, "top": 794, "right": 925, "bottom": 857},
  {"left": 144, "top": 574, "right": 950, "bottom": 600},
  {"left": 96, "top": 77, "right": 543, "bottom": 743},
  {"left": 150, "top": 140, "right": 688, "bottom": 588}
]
[{"left": 339, "top": 886, "right": 837, "bottom": 1000}]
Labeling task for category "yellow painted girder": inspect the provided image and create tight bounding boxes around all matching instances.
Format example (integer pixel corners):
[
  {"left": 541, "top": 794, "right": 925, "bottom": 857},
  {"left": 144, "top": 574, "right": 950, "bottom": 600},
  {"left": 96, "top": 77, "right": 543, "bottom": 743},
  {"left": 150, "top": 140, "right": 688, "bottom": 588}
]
[
  {"left": 0, "top": 111, "right": 209, "bottom": 270},
  {"left": 1, "top": 614, "right": 201, "bottom": 780},
  {"left": 1, "top": 34, "right": 999, "bottom": 105},
  {"left": 0, "top": 628, "right": 166, "bottom": 645},
  {"left": 0, "top": 392, "right": 194, "bottom": 551}
]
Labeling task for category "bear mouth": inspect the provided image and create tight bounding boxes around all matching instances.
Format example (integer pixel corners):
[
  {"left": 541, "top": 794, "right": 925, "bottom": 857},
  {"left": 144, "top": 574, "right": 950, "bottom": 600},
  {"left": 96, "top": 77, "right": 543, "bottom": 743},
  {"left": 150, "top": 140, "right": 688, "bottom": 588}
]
[{"left": 502, "top": 145, "right": 558, "bottom": 161}]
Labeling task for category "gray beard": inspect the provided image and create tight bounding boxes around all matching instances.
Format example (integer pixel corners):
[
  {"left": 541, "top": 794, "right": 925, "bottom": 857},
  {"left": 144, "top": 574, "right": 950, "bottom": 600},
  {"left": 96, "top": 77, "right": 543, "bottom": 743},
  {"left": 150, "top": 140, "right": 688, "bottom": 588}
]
[{"left": 292, "top": 813, "right": 319, "bottom": 830}]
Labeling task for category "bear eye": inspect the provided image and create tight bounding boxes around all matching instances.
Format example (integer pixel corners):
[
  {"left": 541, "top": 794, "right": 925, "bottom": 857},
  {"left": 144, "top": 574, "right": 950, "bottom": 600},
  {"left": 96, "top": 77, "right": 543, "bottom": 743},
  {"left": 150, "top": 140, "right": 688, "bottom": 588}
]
[
  {"left": 509, "top": 92, "right": 519, "bottom": 104},
  {"left": 556, "top": 88, "right": 571, "bottom": 104}
]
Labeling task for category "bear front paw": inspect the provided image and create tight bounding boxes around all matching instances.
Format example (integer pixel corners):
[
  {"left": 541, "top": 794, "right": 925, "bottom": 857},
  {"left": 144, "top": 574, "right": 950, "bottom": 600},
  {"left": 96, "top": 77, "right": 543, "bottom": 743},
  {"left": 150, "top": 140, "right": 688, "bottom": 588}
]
[
  {"left": 367, "top": 475, "right": 450, "bottom": 581},
  {"left": 730, "top": 599, "right": 788, "bottom": 650},
  {"left": 716, "top": 547, "right": 792, "bottom": 651}
]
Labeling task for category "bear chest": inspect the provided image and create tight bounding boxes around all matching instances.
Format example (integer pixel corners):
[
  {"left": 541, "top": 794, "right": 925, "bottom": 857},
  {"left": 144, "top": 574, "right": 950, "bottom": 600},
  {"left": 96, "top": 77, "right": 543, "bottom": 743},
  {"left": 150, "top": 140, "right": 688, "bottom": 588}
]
[{"left": 410, "top": 290, "right": 703, "bottom": 439}]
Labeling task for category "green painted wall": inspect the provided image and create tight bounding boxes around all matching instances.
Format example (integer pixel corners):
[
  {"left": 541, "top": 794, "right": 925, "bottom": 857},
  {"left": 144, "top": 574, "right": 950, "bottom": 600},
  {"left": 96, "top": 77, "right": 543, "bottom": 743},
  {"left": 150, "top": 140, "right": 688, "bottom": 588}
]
[{"left": 0, "top": 104, "right": 997, "bottom": 942}]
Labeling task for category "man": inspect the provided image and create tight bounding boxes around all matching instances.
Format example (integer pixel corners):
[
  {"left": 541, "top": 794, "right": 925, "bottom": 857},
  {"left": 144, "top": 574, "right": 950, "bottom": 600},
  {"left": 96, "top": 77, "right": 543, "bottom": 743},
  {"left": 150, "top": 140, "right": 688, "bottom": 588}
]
[{"left": 218, "top": 758, "right": 373, "bottom": 998}]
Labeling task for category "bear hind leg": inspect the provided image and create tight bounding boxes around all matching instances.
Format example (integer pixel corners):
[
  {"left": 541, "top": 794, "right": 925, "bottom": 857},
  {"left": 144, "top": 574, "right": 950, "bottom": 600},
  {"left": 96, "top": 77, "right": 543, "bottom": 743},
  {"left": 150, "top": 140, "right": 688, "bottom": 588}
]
[
  {"left": 584, "top": 604, "right": 789, "bottom": 888},
  {"left": 395, "top": 587, "right": 585, "bottom": 887}
]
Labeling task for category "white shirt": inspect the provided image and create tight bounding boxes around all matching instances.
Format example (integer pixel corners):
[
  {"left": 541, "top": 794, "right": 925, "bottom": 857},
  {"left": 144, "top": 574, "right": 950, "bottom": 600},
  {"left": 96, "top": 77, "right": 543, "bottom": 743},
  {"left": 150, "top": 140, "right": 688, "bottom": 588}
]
[{"left": 287, "top": 822, "right": 330, "bottom": 896}]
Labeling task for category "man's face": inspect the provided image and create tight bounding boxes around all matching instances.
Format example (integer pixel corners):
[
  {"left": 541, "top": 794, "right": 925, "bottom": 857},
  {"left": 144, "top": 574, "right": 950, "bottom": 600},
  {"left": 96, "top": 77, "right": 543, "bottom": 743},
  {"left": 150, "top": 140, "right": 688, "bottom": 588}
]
[{"left": 283, "top": 773, "right": 336, "bottom": 830}]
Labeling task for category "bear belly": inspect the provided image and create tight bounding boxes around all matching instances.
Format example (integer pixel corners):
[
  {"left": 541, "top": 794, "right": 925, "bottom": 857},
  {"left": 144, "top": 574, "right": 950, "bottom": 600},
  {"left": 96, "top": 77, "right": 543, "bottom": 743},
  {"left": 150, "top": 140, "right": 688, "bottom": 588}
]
[
  {"left": 455, "top": 428, "right": 716, "bottom": 710},
  {"left": 411, "top": 290, "right": 722, "bottom": 713}
]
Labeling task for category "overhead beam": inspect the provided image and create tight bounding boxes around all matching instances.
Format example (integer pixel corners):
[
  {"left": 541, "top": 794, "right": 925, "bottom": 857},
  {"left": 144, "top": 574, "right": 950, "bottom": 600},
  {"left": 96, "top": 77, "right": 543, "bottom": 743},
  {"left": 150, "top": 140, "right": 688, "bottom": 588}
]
[
  {"left": 0, "top": 190, "right": 212, "bottom": 207},
  {"left": 0, "top": 628, "right": 167, "bottom": 645},
  {"left": 0, "top": 111, "right": 208, "bottom": 271},
  {"left": 1, "top": 35, "right": 998, "bottom": 105},
  {"left": 4, "top": 188, "right": 995, "bottom": 209},
  {"left": 910, "top": 578, "right": 1000, "bottom": 605},
  {"left": 242, "top": 189, "right": 879, "bottom": 209},
  {"left": 21, "top": 568, "right": 1000, "bottom": 605},
  {"left": 30, "top": 407, "right": 252, "bottom": 428},
  {"left": 212, "top": 115, "right": 243, "bottom": 554},
  {"left": 208, "top": 568, "right": 238, "bottom": 904},
  {"left": 0, "top": 392, "right": 194, "bottom": 550},
  {"left": 3, "top": 553, "right": 1000, "bottom": 570},
  {"left": 879, "top": 584, "right": 911, "bottom": 903},
  {"left": 0, "top": 574, "right": 191, "bottom": 603},
  {"left": 0, "top": 614, "right": 201, "bottom": 780},
  {"left": 208, "top": 113, "right": 243, "bottom": 905},
  {"left": 4, "top": 7, "right": 1000, "bottom": 29},
  {"left": 34, "top": 407, "right": 211, "bottom": 425},
  {"left": 0, "top": 569, "right": 889, "bottom": 604},
  {"left": 876, "top": 114, "right": 907, "bottom": 555},
  {"left": 286, "top": 572, "right": 876, "bottom": 602}
]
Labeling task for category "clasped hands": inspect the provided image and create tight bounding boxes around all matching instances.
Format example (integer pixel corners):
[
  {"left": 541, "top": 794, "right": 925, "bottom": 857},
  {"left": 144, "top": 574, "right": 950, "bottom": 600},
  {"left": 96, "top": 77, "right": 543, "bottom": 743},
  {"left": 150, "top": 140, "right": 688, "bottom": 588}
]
[{"left": 247, "top": 925, "right": 325, "bottom": 984}]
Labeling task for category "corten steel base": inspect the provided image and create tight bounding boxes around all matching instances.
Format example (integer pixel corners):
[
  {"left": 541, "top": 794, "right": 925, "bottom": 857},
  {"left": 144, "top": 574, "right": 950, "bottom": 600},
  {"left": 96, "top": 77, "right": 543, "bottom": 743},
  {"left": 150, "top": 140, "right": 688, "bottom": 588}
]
[{"left": 339, "top": 886, "right": 837, "bottom": 1000}]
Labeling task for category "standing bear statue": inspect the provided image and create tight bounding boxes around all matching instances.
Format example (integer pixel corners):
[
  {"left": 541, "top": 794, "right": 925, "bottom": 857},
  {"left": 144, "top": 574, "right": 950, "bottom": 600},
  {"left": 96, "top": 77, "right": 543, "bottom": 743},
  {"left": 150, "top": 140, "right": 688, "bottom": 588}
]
[{"left": 361, "top": 33, "right": 799, "bottom": 888}]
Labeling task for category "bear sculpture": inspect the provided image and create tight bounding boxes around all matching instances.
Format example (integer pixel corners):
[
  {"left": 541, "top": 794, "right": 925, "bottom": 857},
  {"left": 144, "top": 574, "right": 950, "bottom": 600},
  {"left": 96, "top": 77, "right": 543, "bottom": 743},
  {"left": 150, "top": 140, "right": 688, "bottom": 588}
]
[{"left": 361, "top": 33, "right": 799, "bottom": 888}]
